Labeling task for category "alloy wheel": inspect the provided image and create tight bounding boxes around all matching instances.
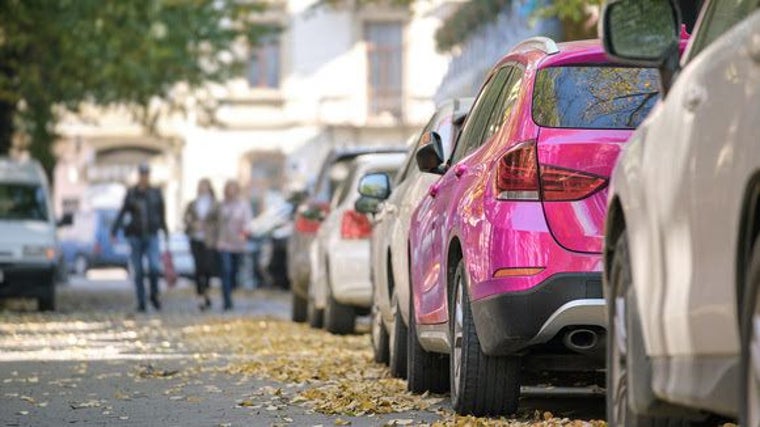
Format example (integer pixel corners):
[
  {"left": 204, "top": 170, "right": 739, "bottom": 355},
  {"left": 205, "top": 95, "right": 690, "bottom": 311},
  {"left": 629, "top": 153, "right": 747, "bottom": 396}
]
[
  {"left": 389, "top": 298, "right": 399, "bottom": 357},
  {"left": 452, "top": 274, "right": 464, "bottom": 399},
  {"left": 749, "top": 289, "right": 760, "bottom": 427},
  {"left": 611, "top": 293, "right": 629, "bottom": 425}
]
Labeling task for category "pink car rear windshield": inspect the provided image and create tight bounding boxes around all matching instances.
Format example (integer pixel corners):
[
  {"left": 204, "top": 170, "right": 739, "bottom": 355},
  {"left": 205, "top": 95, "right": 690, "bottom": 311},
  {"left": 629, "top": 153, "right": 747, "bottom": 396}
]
[{"left": 532, "top": 66, "right": 660, "bottom": 130}]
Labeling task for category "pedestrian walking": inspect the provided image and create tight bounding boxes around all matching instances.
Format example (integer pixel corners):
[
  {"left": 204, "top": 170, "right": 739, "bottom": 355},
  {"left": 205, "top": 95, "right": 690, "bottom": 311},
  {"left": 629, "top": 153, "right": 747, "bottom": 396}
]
[
  {"left": 111, "top": 163, "right": 168, "bottom": 313},
  {"left": 183, "top": 178, "right": 217, "bottom": 311},
  {"left": 214, "top": 180, "right": 252, "bottom": 311}
]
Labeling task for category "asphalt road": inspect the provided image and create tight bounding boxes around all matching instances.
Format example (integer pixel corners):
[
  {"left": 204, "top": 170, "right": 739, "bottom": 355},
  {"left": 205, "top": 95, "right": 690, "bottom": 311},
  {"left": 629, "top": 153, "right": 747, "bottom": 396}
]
[{"left": 0, "top": 271, "right": 607, "bottom": 426}]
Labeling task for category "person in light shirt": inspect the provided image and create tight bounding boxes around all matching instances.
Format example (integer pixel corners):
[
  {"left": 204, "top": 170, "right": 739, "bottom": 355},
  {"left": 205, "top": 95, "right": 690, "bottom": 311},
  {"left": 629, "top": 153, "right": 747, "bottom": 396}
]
[{"left": 211, "top": 180, "right": 252, "bottom": 311}]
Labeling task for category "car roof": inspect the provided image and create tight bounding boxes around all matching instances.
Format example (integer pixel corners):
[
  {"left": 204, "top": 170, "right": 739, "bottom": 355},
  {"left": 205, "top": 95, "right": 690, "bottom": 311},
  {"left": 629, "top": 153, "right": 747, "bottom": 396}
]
[{"left": 0, "top": 158, "right": 46, "bottom": 184}]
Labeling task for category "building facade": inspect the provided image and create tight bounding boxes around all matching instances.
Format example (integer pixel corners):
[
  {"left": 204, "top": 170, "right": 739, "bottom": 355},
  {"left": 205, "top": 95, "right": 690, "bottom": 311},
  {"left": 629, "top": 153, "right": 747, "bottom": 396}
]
[{"left": 54, "top": 0, "right": 455, "bottom": 229}]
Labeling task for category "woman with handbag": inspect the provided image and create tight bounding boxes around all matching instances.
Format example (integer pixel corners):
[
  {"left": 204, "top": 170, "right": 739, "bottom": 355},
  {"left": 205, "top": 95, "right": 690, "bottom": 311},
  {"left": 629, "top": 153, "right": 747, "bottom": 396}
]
[
  {"left": 183, "top": 178, "right": 217, "bottom": 311},
  {"left": 215, "top": 180, "right": 252, "bottom": 311}
]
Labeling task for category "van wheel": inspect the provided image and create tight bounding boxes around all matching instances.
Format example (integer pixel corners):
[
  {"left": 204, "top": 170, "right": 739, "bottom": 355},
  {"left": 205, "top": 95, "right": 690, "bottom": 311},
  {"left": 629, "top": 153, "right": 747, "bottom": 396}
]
[
  {"left": 371, "top": 300, "right": 390, "bottom": 364},
  {"left": 607, "top": 232, "right": 690, "bottom": 427},
  {"left": 407, "top": 292, "right": 448, "bottom": 393},
  {"left": 291, "top": 293, "right": 307, "bottom": 323},
  {"left": 741, "top": 237, "right": 760, "bottom": 427},
  {"left": 449, "top": 259, "right": 519, "bottom": 416},
  {"left": 388, "top": 300, "right": 408, "bottom": 378},
  {"left": 74, "top": 255, "right": 88, "bottom": 276},
  {"left": 37, "top": 284, "right": 55, "bottom": 312},
  {"left": 324, "top": 284, "right": 355, "bottom": 335}
]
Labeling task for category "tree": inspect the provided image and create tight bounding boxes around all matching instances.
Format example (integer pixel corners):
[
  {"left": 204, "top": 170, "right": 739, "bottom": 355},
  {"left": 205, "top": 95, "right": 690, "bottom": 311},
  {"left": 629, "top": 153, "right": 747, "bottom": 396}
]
[{"left": 0, "top": 0, "right": 274, "bottom": 175}]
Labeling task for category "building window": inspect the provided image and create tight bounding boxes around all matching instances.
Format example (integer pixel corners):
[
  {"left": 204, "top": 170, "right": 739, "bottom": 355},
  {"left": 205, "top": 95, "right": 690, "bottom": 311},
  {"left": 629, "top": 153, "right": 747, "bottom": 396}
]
[
  {"left": 248, "top": 36, "right": 280, "bottom": 89},
  {"left": 365, "top": 22, "right": 403, "bottom": 119}
]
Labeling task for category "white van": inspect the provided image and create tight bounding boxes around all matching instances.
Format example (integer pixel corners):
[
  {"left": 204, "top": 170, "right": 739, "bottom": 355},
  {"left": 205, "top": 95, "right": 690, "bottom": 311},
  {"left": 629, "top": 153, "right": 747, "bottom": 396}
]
[{"left": 0, "top": 157, "right": 67, "bottom": 311}]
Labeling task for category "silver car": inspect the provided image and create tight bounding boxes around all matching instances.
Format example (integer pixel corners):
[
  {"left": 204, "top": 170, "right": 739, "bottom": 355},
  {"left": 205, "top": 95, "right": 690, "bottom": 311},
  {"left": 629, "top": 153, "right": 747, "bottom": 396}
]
[{"left": 601, "top": 0, "right": 760, "bottom": 424}]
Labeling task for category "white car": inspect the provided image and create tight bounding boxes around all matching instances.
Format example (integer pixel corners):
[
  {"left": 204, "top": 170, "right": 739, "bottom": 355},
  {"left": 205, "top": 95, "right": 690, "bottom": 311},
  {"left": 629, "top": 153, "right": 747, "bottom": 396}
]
[
  {"left": 308, "top": 152, "right": 406, "bottom": 334},
  {"left": 356, "top": 98, "right": 473, "bottom": 383},
  {"left": 600, "top": 0, "right": 760, "bottom": 425},
  {"left": 0, "top": 157, "right": 68, "bottom": 311}
]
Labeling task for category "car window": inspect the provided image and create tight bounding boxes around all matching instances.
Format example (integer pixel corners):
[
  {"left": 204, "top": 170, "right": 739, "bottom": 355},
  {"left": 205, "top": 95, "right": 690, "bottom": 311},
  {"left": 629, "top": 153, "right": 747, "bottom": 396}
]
[
  {"left": 687, "top": 0, "right": 760, "bottom": 60},
  {"left": 532, "top": 66, "right": 660, "bottom": 129},
  {"left": 395, "top": 115, "right": 438, "bottom": 184},
  {"left": 316, "top": 158, "right": 352, "bottom": 203},
  {"left": 0, "top": 183, "right": 48, "bottom": 221},
  {"left": 332, "top": 163, "right": 358, "bottom": 208},
  {"left": 482, "top": 65, "right": 524, "bottom": 143},
  {"left": 450, "top": 68, "right": 511, "bottom": 164}
]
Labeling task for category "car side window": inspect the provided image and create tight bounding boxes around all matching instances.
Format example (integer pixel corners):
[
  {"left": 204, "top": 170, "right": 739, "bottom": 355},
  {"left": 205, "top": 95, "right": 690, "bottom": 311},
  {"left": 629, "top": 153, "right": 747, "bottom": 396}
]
[
  {"left": 482, "top": 65, "right": 524, "bottom": 144},
  {"left": 449, "top": 68, "right": 511, "bottom": 164},
  {"left": 687, "top": 0, "right": 760, "bottom": 60},
  {"left": 395, "top": 114, "right": 439, "bottom": 184}
]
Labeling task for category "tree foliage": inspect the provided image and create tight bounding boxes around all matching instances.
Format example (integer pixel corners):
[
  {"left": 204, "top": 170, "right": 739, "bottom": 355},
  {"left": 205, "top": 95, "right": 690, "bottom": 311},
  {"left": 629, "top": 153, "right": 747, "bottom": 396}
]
[{"left": 0, "top": 0, "right": 275, "bottom": 175}]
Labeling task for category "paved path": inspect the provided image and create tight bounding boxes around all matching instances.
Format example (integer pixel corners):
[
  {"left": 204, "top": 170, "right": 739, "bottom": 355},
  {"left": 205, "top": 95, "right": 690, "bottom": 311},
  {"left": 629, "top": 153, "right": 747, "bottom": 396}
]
[{"left": 0, "top": 272, "right": 607, "bottom": 426}]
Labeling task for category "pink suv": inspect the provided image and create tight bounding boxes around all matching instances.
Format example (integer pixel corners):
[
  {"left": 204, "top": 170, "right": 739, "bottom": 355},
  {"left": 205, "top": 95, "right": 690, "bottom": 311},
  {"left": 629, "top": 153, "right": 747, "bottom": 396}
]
[{"left": 407, "top": 38, "right": 663, "bottom": 415}]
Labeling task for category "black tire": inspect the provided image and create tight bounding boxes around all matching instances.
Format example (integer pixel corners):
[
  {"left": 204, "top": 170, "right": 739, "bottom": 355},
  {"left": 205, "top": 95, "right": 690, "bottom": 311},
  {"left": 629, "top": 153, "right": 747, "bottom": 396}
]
[
  {"left": 324, "top": 285, "right": 355, "bottom": 335},
  {"left": 607, "top": 232, "right": 690, "bottom": 427},
  {"left": 449, "top": 259, "right": 520, "bottom": 416},
  {"left": 407, "top": 292, "right": 449, "bottom": 393},
  {"left": 37, "top": 283, "right": 55, "bottom": 312},
  {"left": 388, "top": 301, "right": 408, "bottom": 378},
  {"left": 291, "top": 293, "right": 307, "bottom": 323},
  {"left": 307, "top": 295, "right": 323, "bottom": 329},
  {"left": 740, "top": 237, "right": 760, "bottom": 427},
  {"left": 371, "top": 301, "right": 390, "bottom": 365}
]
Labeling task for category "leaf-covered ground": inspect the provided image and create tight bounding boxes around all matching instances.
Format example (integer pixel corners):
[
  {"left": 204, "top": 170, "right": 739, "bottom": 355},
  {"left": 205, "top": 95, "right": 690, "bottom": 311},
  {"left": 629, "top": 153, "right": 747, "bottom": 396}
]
[{"left": 0, "top": 276, "right": 738, "bottom": 426}]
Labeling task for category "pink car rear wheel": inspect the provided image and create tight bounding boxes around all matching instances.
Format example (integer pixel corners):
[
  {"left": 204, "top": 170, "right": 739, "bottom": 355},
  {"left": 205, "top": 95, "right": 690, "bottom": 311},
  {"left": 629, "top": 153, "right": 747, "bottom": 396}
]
[{"left": 449, "top": 258, "right": 520, "bottom": 416}]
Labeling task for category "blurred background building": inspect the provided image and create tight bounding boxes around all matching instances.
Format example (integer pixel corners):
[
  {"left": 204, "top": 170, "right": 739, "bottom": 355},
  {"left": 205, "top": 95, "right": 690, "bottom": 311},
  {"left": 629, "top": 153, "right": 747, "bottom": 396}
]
[
  {"left": 51, "top": 0, "right": 562, "bottom": 230},
  {"left": 52, "top": 0, "right": 454, "bottom": 229}
]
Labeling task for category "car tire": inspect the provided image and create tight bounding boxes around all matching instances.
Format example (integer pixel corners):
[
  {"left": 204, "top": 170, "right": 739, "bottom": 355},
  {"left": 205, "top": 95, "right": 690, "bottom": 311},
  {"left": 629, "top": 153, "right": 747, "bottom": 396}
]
[
  {"left": 74, "top": 255, "right": 88, "bottom": 276},
  {"left": 449, "top": 259, "right": 519, "bottom": 416},
  {"left": 407, "top": 292, "right": 449, "bottom": 393},
  {"left": 307, "top": 295, "right": 323, "bottom": 329},
  {"left": 324, "top": 284, "right": 355, "bottom": 335},
  {"left": 371, "top": 300, "right": 390, "bottom": 365},
  {"left": 388, "top": 300, "right": 408, "bottom": 378},
  {"left": 607, "top": 232, "right": 691, "bottom": 427},
  {"left": 292, "top": 293, "right": 307, "bottom": 323},
  {"left": 740, "top": 236, "right": 760, "bottom": 427}
]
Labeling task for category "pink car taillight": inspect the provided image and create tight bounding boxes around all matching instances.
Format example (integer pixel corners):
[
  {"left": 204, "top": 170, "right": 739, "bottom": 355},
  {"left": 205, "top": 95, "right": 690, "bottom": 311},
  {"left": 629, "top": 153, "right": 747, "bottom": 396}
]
[
  {"left": 495, "top": 140, "right": 607, "bottom": 202},
  {"left": 340, "top": 210, "right": 372, "bottom": 239}
]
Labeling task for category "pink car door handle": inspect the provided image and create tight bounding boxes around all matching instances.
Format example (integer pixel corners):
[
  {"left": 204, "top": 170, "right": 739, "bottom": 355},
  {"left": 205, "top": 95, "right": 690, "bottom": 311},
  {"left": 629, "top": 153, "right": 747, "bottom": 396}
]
[{"left": 454, "top": 164, "right": 468, "bottom": 178}]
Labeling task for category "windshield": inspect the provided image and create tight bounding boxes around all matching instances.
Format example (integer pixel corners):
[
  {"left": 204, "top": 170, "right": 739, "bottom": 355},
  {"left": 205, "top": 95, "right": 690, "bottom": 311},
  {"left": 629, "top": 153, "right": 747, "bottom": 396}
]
[
  {"left": 532, "top": 66, "right": 660, "bottom": 129},
  {"left": 0, "top": 183, "right": 49, "bottom": 221}
]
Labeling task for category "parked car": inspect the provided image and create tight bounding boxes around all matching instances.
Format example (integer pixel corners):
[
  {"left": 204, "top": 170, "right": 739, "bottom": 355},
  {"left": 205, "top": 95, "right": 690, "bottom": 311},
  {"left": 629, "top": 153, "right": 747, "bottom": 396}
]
[
  {"left": 249, "top": 195, "right": 296, "bottom": 289},
  {"left": 308, "top": 152, "right": 406, "bottom": 334},
  {"left": 0, "top": 158, "right": 70, "bottom": 311},
  {"left": 407, "top": 37, "right": 668, "bottom": 416},
  {"left": 287, "top": 146, "right": 406, "bottom": 322},
  {"left": 600, "top": 0, "right": 758, "bottom": 424},
  {"left": 355, "top": 98, "right": 473, "bottom": 381},
  {"left": 58, "top": 208, "right": 129, "bottom": 275}
]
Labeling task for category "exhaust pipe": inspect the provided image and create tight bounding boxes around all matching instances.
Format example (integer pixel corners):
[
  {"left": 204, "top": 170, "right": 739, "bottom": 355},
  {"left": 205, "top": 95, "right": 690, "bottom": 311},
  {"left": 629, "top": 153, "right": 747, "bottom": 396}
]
[{"left": 563, "top": 328, "right": 605, "bottom": 360}]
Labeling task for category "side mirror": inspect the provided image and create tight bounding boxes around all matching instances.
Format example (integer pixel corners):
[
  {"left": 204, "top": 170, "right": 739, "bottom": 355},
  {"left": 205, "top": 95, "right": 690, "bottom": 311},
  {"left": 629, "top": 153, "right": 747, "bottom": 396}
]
[
  {"left": 355, "top": 196, "right": 382, "bottom": 215},
  {"left": 357, "top": 173, "right": 391, "bottom": 200},
  {"left": 57, "top": 213, "right": 73, "bottom": 228},
  {"left": 415, "top": 131, "right": 445, "bottom": 175},
  {"left": 601, "top": 0, "right": 680, "bottom": 66}
]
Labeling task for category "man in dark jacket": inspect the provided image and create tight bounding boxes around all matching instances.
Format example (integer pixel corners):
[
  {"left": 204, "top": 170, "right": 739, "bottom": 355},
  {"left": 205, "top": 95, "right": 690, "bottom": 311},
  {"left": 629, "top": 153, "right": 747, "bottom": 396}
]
[{"left": 111, "top": 163, "right": 168, "bottom": 312}]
